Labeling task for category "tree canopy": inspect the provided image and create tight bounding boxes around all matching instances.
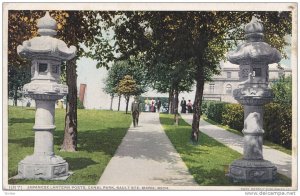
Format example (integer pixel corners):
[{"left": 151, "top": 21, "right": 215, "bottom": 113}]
[{"left": 104, "top": 11, "right": 292, "bottom": 143}]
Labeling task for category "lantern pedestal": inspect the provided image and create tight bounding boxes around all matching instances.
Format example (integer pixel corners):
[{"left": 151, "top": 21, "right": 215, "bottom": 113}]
[
  {"left": 15, "top": 155, "right": 71, "bottom": 180},
  {"left": 228, "top": 159, "right": 277, "bottom": 183},
  {"left": 14, "top": 98, "right": 71, "bottom": 180}
]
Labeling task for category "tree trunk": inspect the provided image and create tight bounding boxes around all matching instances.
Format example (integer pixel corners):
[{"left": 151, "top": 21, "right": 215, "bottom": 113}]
[
  {"left": 174, "top": 88, "right": 179, "bottom": 125},
  {"left": 61, "top": 58, "right": 77, "bottom": 152},
  {"left": 125, "top": 96, "right": 130, "bottom": 114},
  {"left": 110, "top": 94, "right": 114, "bottom": 110},
  {"left": 168, "top": 88, "right": 173, "bottom": 114},
  {"left": 191, "top": 73, "right": 205, "bottom": 144},
  {"left": 118, "top": 95, "right": 121, "bottom": 111}
]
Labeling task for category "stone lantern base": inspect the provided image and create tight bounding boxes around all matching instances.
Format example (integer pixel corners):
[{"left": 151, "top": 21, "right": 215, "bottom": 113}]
[
  {"left": 13, "top": 155, "right": 72, "bottom": 180},
  {"left": 228, "top": 159, "right": 277, "bottom": 183}
]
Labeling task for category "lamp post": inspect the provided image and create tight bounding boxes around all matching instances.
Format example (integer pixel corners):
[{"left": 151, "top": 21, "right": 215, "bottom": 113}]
[
  {"left": 227, "top": 17, "right": 281, "bottom": 182},
  {"left": 15, "top": 11, "right": 76, "bottom": 180}
]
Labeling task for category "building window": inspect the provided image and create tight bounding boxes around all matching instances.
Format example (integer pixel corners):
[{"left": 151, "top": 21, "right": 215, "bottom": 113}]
[
  {"left": 227, "top": 72, "right": 231, "bottom": 78},
  {"left": 226, "top": 84, "right": 232, "bottom": 94},
  {"left": 209, "top": 84, "right": 215, "bottom": 93}
]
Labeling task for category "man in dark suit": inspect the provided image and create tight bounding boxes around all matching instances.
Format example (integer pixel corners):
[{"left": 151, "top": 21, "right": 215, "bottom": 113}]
[
  {"left": 180, "top": 97, "right": 186, "bottom": 113},
  {"left": 131, "top": 96, "right": 141, "bottom": 127}
]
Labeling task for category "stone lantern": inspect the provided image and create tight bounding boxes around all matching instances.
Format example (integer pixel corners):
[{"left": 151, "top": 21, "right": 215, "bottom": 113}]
[
  {"left": 15, "top": 12, "right": 76, "bottom": 180},
  {"left": 227, "top": 17, "right": 281, "bottom": 182}
]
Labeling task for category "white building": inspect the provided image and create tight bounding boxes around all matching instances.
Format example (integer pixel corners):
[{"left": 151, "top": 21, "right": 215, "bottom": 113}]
[{"left": 202, "top": 61, "right": 292, "bottom": 103}]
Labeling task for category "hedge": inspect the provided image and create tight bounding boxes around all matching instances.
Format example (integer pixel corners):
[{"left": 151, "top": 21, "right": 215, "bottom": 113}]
[
  {"left": 206, "top": 101, "right": 227, "bottom": 124},
  {"left": 201, "top": 101, "right": 292, "bottom": 149},
  {"left": 222, "top": 104, "right": 244, "bottom": 131},
  {"left": 264, "top": 103, "right": 292, "bottom": 149}
]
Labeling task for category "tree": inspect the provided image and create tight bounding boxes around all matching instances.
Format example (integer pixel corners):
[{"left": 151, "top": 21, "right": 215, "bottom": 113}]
[
  {"left": 271, "top": 75, "right": 292, "bottom": 106},
  {"left": 8, "top": 65, "right": 31, "bottom": 106},
  {"left": 108, "top": 11, "right": 292, "bottom": 144},
  {"left": 103, "top": 76, "right": 116, "bottom": 111},
  {"left": 103, "top": 59, "right": 148, "bottom": 111},
  {"left": 150, "top": 61, "right": 195, "bottom": 124},
  {"left": 8, "top": 11, "right": 46, "bottom": 105},
  {"left": 48, "top": 11, "right": 115, "bottom": 151},
  {"left": 117, "top": 75, "right": 138, "bottom": 114}
]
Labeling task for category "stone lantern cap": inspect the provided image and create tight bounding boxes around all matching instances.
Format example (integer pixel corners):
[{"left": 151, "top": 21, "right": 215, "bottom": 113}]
[
  {"left": 227, "top": 17, "right": 281, "bottom": 65},
  {"left": 17, "top": 11, "right": 76, "bottom": 61},
  {"left": 37, "top": 11, "right": 58, "bottom": 36}
]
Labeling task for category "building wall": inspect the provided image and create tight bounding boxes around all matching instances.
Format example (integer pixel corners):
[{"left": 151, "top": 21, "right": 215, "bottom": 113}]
[{"left": 202, "top": 63, "right": 292, "bottom": 103}]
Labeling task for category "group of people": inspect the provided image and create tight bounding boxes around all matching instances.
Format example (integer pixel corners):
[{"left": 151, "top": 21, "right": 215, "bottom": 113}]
[
  {"left": 131, "top": 96, "right": 193, "bottom": 128},
  {"left": 144, "top": 97, "right": 161, "bottom": 113},
  {"left": 180, "top": 97, "right": 194, "bottom": 113}
]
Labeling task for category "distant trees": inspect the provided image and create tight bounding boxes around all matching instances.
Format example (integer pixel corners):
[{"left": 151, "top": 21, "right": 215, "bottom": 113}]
[
  {"left": 117, "top": 75, "right": 138, "bottom": 114},
  {"left": 8, "top": 65, "right": 31, "bottom": 106},
  {"left": 103, "top": 60, "right": 148, "bottom": 112},
  {"left": 149, "top": 61, "right": 195, "bottom": 124}
]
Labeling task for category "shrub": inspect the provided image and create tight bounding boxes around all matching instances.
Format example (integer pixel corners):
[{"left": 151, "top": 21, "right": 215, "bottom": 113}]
[
  {"left": 271, "top": 75, "right": 292, "bottom": 106},
  {"left": 206, "top": 101, "right": 227, "bottom": 124},
  {"left": 201, "top": 99, "right": 292, "bottom": 150},
  {"left": 221, "top": 104, "right": 244, "bottom": 131},
  {"left": 77, "top": 98, "right": 85, "bottom": 109},
  {"left": 201, "top": 101, "right": 209, "bottom": 115},
  {"left": 264, "top": 103, "right": 292, "bottom": 149}
]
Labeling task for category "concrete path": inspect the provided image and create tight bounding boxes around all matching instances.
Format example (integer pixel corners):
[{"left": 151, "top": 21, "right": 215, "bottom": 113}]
[
  {"left": 180, "top": 113, "right": 292, "bottom": 179},
  {"left": 98, "top": 112, "right": 197, "bottom": 186}
]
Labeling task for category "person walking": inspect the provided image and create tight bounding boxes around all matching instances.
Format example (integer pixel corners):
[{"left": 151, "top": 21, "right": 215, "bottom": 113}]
[
  {"left": 144, "top": 97, "right": 150, "bottom": 112},
  {"left": 131, "top": 96, "right": 141, "bottom": 127},
  {"left": 180, "top": 97, "right": 187, "bottom": 113},
  {"left": 156, "top": 98, "right": 161, "bottom": 113},
  {"left": 150, "top": 98, "right": 156, "bottom": 112},
  {"left": 187, "top": 100, "right": 193, "bottom": 113}
]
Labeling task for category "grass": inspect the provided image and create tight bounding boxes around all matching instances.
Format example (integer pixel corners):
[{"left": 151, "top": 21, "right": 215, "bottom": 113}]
[
  {"left": 8, "top": 106, "right": 132, "bottom": 185},
  {"left": 201, "top": 115, "right": 292, "bottom": 155},
  {"left": 160, "top": 114, "right": 291, "bottom": 186}
]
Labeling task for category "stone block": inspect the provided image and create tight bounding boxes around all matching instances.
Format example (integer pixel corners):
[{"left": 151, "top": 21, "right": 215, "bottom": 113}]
[{"left": 228, "top": 159, "right": 277, "bottom": 183}]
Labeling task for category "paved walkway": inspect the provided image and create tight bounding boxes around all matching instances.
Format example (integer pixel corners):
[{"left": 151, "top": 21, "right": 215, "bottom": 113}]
[
  {"left": 98, "top": 112, "right": 197, "bottom": 186},
  {"left": 180, "top": 113, "right": 292, "bottom": 179}
]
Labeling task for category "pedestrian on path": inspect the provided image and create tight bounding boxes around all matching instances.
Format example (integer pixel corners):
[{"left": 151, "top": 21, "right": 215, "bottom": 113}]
[
  {"left": 144, "top": 97, "right": 150, "bottom": 112},
  {"left": 187, "top": 100, "right": 193, "bottom": 113},
  {"left": 180, "top": 97, "right": 186, "bottom": 113},
  {"left": 156, "top": 98, "right": 161, "bottom": 113},
  {"left": 131, "top": 96, "right": 141, "bottom": 127}
]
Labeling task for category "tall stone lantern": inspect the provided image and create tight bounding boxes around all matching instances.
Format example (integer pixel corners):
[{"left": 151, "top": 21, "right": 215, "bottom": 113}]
[
  {"left": 15, "top": 12, "right": 76, "bottom": 180},
  {"left": 227, "top": 17, "right": 281, "bottom": 182}
]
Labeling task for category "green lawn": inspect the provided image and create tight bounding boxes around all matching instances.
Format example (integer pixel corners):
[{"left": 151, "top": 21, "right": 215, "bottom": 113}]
[
  {"left": 160, "top": 114, "right": 291, "bottom": 186},
  {"left": 8, "top": 106, "right": 132, "bottom": 185},
  {"left": 201, "top": 115, "right": 292, "bottom": 155}
]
